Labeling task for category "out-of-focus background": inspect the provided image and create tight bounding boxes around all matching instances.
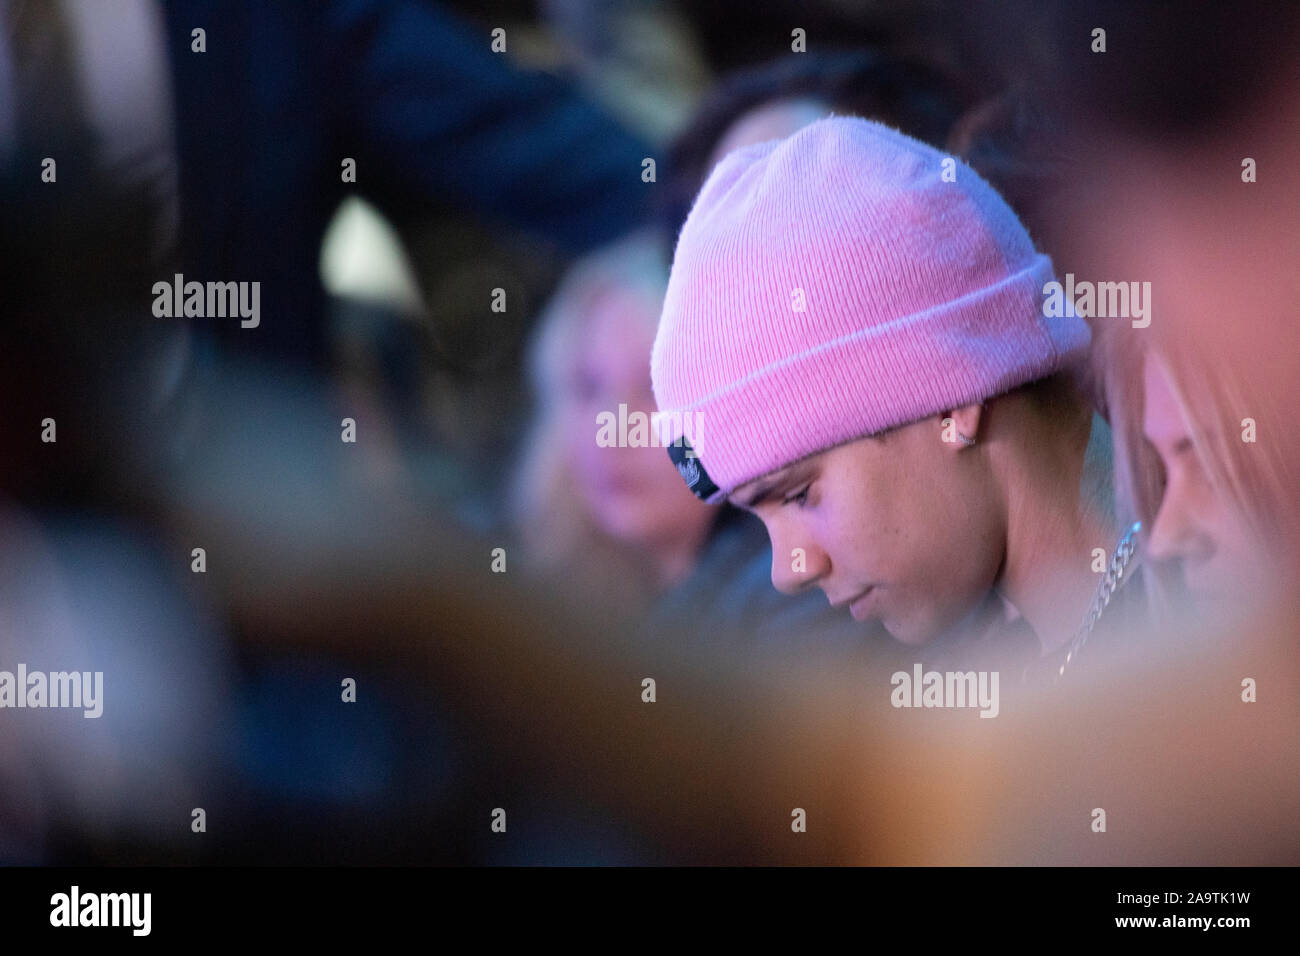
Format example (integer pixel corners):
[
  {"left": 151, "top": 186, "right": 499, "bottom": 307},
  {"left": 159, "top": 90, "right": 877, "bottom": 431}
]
[{"left": 2, "top": 0, "right": 1298, "bottom": 865}]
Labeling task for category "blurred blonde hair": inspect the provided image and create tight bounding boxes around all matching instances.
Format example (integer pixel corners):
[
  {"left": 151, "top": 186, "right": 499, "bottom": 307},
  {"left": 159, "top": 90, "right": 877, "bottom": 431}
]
[
  {"left": 508, "top": 230, "right": 674, "bottom": 609},
  {"left": 1090, "top": 314, "right": 1300, "bottom": 619}
]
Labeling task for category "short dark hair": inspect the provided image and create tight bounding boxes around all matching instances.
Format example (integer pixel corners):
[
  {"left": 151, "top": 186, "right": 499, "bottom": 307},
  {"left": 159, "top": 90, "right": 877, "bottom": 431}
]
[{"left": 658, "top": 49, "right": 969, "bottom": 243}]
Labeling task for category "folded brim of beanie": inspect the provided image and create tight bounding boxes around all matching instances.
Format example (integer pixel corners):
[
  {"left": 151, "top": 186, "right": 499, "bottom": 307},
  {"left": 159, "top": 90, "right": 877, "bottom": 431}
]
[{"left": 657, "top": 252, "right": 1086, "bottom": 504}]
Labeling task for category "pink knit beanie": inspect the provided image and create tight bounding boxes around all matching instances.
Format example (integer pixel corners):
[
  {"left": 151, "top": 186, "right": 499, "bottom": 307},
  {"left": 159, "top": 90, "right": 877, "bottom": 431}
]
[{"left": 651, "top": 115, "right": 1089, "bottom": 503}]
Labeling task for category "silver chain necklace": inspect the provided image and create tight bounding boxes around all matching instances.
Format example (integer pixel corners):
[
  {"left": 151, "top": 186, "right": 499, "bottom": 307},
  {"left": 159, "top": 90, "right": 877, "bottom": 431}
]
[{"left": 1051, "top": 520, "right": 1142, "bottom": 682}]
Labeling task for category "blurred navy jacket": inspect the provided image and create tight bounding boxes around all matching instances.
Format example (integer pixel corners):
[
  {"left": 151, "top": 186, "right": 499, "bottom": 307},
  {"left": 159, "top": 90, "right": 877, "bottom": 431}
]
[{"left": 162, "top": 0, "right": 655, "bottom": 366}]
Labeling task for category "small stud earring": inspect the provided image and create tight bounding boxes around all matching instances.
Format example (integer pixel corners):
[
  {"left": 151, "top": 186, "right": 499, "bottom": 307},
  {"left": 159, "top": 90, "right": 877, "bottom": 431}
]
[{"left": 957, "top": 432, "right": 976, "bottom": 447}]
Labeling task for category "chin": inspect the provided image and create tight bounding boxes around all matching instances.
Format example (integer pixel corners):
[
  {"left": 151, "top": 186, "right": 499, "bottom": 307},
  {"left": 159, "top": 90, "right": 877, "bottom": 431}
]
[
  {"left": 881, "top": 618, "right": 921, "bottom": 646},
  {"left": 883, "top": 610, "right": 945, "bottom": 647},
  {"left": 888, "top": 626, "right": 937, "bottom": 647},
  {"left": 1188, "top": 588, "right": 1255, "bottom": 629}
]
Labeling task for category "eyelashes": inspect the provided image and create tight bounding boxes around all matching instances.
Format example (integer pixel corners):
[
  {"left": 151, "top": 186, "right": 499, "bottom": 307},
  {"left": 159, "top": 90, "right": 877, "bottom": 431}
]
[{"left": 783, "top": 485, "right": 812, "bottom": 508}]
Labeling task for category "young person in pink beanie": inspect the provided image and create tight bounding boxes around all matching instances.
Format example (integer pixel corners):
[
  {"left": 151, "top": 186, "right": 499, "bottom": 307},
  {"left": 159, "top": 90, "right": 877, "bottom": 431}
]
[{"left": 651, "top": 116, "right": 1143, "bottom": 680}]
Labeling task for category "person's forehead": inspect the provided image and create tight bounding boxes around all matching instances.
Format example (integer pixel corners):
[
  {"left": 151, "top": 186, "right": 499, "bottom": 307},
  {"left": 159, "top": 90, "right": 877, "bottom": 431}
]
[
  {"left": 731, "top": 432, "right": 899, "bottom": 498},
  {"left": 736, "top": 463, "right": 794, "bottom": 492}
]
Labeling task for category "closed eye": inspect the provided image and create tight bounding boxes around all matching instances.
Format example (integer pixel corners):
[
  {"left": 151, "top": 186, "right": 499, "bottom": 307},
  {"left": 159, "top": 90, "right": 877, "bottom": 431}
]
[{"left": 783, "top": 485, "right": 811, "bottom": 508}]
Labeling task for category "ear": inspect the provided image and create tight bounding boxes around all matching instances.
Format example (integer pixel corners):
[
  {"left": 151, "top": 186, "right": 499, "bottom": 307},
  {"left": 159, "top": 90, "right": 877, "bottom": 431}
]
[{"left": 939, "top": 402, "right": 984, "bottom": 449}]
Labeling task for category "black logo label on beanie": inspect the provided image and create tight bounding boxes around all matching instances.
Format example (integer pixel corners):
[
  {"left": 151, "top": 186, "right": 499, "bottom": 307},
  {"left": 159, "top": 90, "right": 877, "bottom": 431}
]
[{"left": 667, "top": 437, "right": 719, "bottom": 501}]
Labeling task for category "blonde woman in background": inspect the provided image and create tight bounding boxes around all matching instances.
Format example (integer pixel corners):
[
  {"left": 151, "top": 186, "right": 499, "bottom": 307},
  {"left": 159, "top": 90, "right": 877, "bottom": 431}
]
[
  {"left": 510, "top": 230, "right": 717, "bottom": 613},
  {"left": 1079, "top": 138, "right": 1300, "bottom": 638}
]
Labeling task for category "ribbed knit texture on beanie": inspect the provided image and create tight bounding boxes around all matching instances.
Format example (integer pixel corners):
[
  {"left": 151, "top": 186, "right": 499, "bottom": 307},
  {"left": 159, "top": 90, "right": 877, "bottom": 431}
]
[{"left": 651, "top": 115, "right": 1089, "bottom": 502}]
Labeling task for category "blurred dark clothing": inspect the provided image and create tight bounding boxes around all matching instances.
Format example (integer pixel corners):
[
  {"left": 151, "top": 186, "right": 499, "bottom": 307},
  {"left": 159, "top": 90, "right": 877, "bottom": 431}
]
[
  {"left": 2, "top": 0, "right": 655, "bottom": 509},
  {"left": 161, "top": 0, "right": 655, "bottom": 369},
  {"left": 211, "top": 651, "right": 475, "bottom": 865},
  {"left": 3, "top": 0, "right": 655, "bottom": 379}
]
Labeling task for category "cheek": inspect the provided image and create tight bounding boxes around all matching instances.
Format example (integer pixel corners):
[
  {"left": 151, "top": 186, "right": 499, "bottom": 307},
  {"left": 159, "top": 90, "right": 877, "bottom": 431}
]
[
  {"left": 810, "top": 490, "right": 889, "bottom": 574},
  {"left": 1200, "top": 493, "right": 1256, "bottom": 565},
  {"left": 1177, "top": 464, "right": 1241, "bottom": 547},
  {"left": 830, "top": 442, "right": 946, "bottom": 556},
  {"left": 879, "top": 468, "right": 1002, "bottom": 600},
  {"left": 565, "top": 411, "right": 604, "bottom": 476}
]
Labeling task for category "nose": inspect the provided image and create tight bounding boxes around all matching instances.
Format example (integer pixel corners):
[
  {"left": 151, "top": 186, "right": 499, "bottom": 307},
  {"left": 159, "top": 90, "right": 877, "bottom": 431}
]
[
  {"left": 769, "top": 528, "right": 829, "bottom": 596},
  {"left": 1146, "top": 490, "right": 1214, "bottom": 568}
]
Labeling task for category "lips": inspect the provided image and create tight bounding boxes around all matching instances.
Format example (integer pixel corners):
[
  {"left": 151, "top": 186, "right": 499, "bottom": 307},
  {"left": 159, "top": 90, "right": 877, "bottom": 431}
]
[{"left": 834, "top": 587, "right": 877, "bottom": 622}]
